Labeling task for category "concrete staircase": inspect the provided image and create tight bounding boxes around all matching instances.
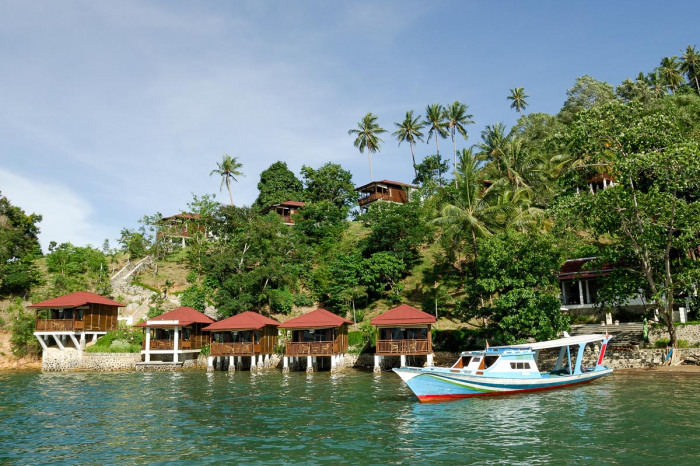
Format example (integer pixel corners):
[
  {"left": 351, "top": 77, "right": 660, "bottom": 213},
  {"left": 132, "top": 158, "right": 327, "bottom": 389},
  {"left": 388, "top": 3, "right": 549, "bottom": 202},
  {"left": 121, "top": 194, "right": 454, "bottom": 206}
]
[
  {"left": 569, "top": 323, "right": 644, "bottom": 347},
  {"left": 111, "top": 255, "right": 154, "bottom": 286}
]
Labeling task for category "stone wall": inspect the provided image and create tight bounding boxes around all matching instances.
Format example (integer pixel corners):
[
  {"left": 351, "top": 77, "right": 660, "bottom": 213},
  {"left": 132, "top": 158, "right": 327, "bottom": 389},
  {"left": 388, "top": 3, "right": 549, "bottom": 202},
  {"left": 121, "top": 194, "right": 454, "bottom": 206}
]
[
  {"left": 42, "top": 348, "right": 141, "bottom": 372},
  {"left": 649, "top": 324, "right": 700, "bottom": 346}
]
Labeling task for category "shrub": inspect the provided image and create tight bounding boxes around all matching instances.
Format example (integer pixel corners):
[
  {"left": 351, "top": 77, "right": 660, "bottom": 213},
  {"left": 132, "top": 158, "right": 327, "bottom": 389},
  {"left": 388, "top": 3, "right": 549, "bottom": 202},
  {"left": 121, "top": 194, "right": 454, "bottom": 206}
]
[
  {"left": 432, "top": 328, "right": 490, "bottom": 352},
  {"left": 293, "top": 292, "right": 314, "bottom": 308},
  {"left": 269, "top": 288, "right": 294, "bottom": 315},
  {"left": 87, "top": 322, "right": 143, "bottom": 353},
  {"left": 654, "top": 338, "right": 670, "bottom": 348},
  {"left": 9, "top": 298, "right": 40, "bottom": 357}
]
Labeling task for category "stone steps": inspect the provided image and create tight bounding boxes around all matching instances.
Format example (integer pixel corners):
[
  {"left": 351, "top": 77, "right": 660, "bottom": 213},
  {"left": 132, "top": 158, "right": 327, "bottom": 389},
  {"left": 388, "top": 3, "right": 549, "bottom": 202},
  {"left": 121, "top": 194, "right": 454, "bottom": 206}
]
[{"left": 570, "top": 323, "right": 644, "bottom": 347}]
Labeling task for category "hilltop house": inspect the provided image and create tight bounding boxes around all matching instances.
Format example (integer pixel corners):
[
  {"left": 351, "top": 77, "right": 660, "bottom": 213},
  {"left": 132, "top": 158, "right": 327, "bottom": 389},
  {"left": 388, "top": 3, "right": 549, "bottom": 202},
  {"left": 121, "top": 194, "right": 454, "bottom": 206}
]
[
  {"left": 159, "top": 213, "right": 205, "bottom": 246},
  {"left": 135, "top": 307, "right": 215, "bottom": 367},
  {"left": 203, "top": 311, "right": 280, "bottom": 372},
  {"left": 279, "top": 308, "right": 351, "bottom": 373},
  {"left": 371, "top": 304, "right": 436, "bottom": 373},
  {"left": 30, "top": 291, "right": 123, "bottom": 351},
  {"left": 355, "top": 180, "right": 415, "bottom": 211},
  {"left": 261, "top": 201, "right": 305, "bottom": 225}
]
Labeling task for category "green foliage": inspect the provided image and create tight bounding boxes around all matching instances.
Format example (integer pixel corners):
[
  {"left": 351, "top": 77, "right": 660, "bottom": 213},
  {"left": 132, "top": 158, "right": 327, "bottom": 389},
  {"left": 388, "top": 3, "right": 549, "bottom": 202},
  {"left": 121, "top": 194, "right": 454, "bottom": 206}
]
[
  {"left": 300, "top": 162, "right": 358, "bottom": 211},
  {"left": 0, "top": 192, "right": 43, "bottom": 297},
  {"left": 200, "top": 343, "right": 211, "bottom": 357},
  {"left": 293, "top": 292, "right": 314, "bottom": 308},
  {"left": 294, "top": 200, "right": 348, "bottom": 246},
  {"left": 348, "top": 321, "right": 376, "bottom": 353},
  {"left": 268, "top": 287, "right": 295, "bottom": 315},
  {"left": 146, "top": 293, "right": 167, "bottom": 319},
  {"left": 559, "top": 75, "right": 617, "bottom": 123},
  {"left": 654, "top": 338, "right": 670, "bottom": 348},
  {"left": 118, "top": 228, "right": 149, "bottom": 260},
  {"left": 413, "top": 154, "right": 450, "bottom": 186},
  {"left": 9, "top": 298, "right": 40, "bottom": 357},
  {"left": 432, "top": 328, "right": 489, "bottom": 352},
  {"left": 459, "top": 231, "right": 569, "bottom": 344},
  {"left": 360, "top": 252, "right": 405, "bottom": 303},
  {"left": 253, "top": 161, "right": 304, "bottom": 209},
  {"left": 87, "top": 322, "right": 143, "bottom": 353},
  {"left": 180, "top": 284, "right": 207, "bottom": 312}
]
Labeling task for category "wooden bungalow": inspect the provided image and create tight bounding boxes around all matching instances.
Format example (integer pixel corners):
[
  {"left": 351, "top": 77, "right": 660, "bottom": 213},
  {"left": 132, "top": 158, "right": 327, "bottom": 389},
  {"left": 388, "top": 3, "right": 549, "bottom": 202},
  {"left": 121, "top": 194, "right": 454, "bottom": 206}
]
[
  {"left": 355, "top": 180, "right": 415, "bottom": 211},
  {"left": 261, "top": 201, "right": 305, "bottom": 225},
  {"left": 280, "top": 308, "right": 351, "bottom": 373},
  {"left": 202, "top": 311, "right": 280, "bottom": 372},
  {"left": 135, "top": 307, "right": 215, "bottom": 366},
  {"left": 29, "top": 291, "right": 123, "bottom": 351},
  {"left": 159, "top": 213, "right": 204, "bottom": 246},
  {"left": 370, "top": 304, "right": 436, "bottom": 373}
]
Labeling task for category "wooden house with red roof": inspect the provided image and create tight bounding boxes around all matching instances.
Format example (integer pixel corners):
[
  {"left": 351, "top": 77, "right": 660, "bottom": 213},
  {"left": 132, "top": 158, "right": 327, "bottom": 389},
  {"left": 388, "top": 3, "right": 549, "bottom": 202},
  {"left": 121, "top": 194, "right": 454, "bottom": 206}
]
[
  {"left": 29, "top": 291, "right": 124, "bottom": 352},
  {"left": 135, "top": 307, "right": 215, "bottom": 367},
  {"left": 279, "top": 308, "right": 351, "bottom": 373},
  {"left": 159, "top": 213, "right": 205, "bottom": 246},
  {"left": 202, "top": 312, "right": 280, "bottom": 372},
  {"left": 370, "top": 305, "right": 436, "bottom": 373},
  {"left": 355, "top": 180, "right": 415, "bottom": 211},
  {"left": 261, "top": 201, "right": 305, "bottom": 225}
]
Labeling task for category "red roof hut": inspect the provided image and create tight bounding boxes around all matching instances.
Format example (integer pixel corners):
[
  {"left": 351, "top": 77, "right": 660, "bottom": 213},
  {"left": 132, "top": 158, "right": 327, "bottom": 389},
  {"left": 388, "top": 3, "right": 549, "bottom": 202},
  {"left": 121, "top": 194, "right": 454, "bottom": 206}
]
[
  {"left": 280, "top": 309, "right": 351, "bottom": 372},
  {"left": 29, "top": 291, "right": 124, "bottom": 352},
  {"left": 203, "top": 312, "right": 280, "bottom": 371},
  {"left": 371, "top": 304, "right": 436, "bottom": 371},
  {"left": 355, "top": 180, "right": 415, "bottom": 211},
  {"left": 261, "top": 201, "right": 305, "bottom": 225},
  {"left": 135, "top": 307, "right": 215, "bottom": 366}
]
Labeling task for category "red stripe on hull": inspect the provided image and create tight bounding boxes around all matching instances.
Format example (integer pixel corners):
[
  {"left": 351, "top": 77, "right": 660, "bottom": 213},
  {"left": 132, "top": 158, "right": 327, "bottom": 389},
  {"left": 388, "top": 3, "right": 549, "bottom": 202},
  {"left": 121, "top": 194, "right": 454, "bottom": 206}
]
[{"left": 416, "top": 377, "right": 599, "bottom": 403}]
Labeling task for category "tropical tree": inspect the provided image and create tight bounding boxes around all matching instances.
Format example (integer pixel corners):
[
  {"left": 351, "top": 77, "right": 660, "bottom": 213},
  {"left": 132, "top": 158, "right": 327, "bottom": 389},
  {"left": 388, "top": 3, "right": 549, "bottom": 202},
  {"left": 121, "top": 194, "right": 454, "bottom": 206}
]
[
  {"left": 680, "top": 45, "right": 700, "bottom": 91},
  {"left": 424, "top": 103, "right": 449, "bottom": 157},
  {"left": 507, "top": 87, "right": 529, "bottom": 116},
  {"left": 210, "top": 154, "right": 244, "bottom": 207},
  {"left": 444, "top": 101, "right": 474, "bottom": 185},
  {"left": 392, "top": 110, "right": 426, "bottom": 176},
  {"left": 646, "top": 71, "right": 668, "bottom": 98},
  {"left": 348, "top": 113, "right": 386, "bottom": 182},
  {"left": 253, "top": 161, "right": 304, "bottom": 209},
  {"left": 658, "top": 56, "right": 684, "bottom": 94}
]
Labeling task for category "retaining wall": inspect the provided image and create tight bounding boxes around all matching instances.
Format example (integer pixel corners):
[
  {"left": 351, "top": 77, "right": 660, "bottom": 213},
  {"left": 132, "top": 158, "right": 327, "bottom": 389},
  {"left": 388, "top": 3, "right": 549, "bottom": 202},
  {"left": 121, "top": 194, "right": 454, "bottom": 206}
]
[
  {"left": 649, "top": 324, "right": 700, "bottom": 346},
  {"left": 42, "top": 349, "right": 141, "bottom": 372}
]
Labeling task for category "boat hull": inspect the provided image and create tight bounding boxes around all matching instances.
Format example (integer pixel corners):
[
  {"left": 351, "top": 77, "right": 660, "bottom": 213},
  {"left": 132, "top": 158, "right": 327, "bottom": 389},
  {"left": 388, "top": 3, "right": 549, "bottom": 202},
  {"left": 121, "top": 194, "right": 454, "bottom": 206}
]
[{"left": 394, "top": 367, "right": 613, "bottom": 402}]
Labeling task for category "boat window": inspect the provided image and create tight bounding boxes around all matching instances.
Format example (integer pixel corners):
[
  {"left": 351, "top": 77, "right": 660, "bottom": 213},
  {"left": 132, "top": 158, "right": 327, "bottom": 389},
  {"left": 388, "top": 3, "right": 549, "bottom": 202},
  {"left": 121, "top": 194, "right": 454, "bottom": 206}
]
[
  {"left": 471, "top": 357, "right": 481, "bottom": 364},
  {"left": 510, "top": 362, "right": 532, "bottom": 370},
  {"left": 484, "top": 356, "right": 499, "bottom": 368}
]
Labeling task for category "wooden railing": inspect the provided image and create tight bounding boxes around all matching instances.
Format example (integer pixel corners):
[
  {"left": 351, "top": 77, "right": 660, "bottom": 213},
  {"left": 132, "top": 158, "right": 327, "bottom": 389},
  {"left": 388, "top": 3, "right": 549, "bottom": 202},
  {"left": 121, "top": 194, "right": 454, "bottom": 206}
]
[
  {"left": 35, "top": 319, "right": 76, "bottom": 331},
  {"left": 286, "top": 341, "right": 338, "bottom": 356},
  {"left": 143, "top": 339, "right": 206, "bottom": 350},
  {"left": 359, "top": 192, "right": 389, "bottom": 206},
  {"left": 376, "top": 339, "right": 430, "bottom": 355},
  {"left": 210, "top": 342, "right": 261, "bottom": 356}
]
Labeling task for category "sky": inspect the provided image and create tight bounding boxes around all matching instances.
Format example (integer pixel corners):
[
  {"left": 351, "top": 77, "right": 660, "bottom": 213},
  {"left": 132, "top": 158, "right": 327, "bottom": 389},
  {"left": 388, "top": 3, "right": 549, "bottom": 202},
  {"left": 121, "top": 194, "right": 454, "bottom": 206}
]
[{"left": 1, "top": 0, "right": 698, "bottom": 250}]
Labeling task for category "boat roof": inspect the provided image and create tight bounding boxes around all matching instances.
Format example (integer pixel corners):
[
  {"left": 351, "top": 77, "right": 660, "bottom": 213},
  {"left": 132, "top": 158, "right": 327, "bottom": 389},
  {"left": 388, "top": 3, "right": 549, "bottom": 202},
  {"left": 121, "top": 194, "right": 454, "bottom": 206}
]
[{"left": 492, "top": 334, "right": 609, "bottom": 351}]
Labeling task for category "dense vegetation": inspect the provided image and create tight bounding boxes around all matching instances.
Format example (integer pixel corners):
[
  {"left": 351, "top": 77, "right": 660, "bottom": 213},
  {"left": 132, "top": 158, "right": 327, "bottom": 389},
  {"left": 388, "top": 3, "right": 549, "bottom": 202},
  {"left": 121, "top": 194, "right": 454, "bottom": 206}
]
[{"left": 3, "top": 45, "right": 700, "bottom": 351}]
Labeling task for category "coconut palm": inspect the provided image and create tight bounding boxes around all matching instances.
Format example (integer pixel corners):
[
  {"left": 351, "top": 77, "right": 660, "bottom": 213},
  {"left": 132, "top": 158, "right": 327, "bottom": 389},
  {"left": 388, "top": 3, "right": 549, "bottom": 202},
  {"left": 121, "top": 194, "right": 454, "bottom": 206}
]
[
  {"left": 210, "top": 154, "right": 244, "bottom": 207},
  {"left": 658, "top": 56, "right": 684, "bottom": 93},
  {"left": 348, "top": 112, "right": 387, "bottom": 182},
  {"left": 424, "top": 104, "right": 449, "bottom": 157},
  {"left": 507, "top": 87, "right": 530, "bottom": 116},
  {"left": 646, "top": 71, "right": 668, "bottom": 98},
  {"left": 444, "top": 101, "right": 475, "bottom": 186},
  {"left": 476, "top": 123, "right": 510, "bottom": 163},
  {"left": 680, "top": 45, "right": 700, "bottom": 91},
  {"left": 392, "top": 110, "right": 426, "bottom": 177}
]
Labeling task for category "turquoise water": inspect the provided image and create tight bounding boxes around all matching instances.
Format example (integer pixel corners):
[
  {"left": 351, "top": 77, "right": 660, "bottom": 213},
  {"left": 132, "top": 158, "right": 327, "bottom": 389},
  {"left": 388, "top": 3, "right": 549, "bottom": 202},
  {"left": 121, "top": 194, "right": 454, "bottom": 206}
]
[{"left": 0, "top": 369, "right": 698, "bottom": 465}]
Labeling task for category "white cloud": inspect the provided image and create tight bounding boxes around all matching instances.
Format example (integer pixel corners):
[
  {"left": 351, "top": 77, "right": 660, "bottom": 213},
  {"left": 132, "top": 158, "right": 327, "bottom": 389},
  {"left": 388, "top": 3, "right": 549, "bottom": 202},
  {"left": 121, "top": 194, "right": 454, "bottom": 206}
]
[{"left": 0, "top": 168, "right": 111, "bottom": 251}]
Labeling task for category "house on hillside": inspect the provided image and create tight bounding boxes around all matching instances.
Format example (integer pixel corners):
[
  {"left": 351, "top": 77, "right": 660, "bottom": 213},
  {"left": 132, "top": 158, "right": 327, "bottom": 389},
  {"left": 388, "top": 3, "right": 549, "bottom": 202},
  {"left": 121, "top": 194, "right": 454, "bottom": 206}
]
[
  {"left": 261, "top": 201, "right": 305, "bottom": 225},
  {"left": 135, "top": 307, "right": 215, "bottom": 368},
  {"left": 371, "top": 304, "right": 436, "bottom": 373},
  {"left": 279, "top": 308, "right": 351, "bottom": 373},
  {"left": 30, "top": 291, "right": 123, "bottom": 352},
  {"left": 355, "top": 180, "right": 415, "bottom": 211},
  {"left": 159, "top": 213, "right": 205, "bottom": 246},
  {"left": 203, "top": 311, "right": 280, "bottom": 372}
]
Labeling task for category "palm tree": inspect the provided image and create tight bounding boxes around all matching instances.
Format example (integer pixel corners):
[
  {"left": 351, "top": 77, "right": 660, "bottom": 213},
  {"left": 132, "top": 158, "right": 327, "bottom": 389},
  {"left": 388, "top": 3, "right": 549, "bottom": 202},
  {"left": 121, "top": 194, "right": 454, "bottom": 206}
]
[
  {"left": 424, "top": 104, "right": 449, "bottom": 157},
  {"left": 392, "top": 110, "right": 426, "bottom": 177},
  {"left": 507, "top": 87, "right": 530, "bottom": 116},
  {"left": 646, "top": 71, "right": 668, "bottom": 98},
  {"left": 658, "top": 56, "right": 684, "bottom": 93},
  {"left": 444, "top": 101, "right": 475, "bottom": 186},
  {"left": 348, "top": 112, "right": 387, "bottom": 182},
  {"left": 680, "top": 45, "right": 700, "bottom": 91},
  {"left": 210, "top": 154, "right": 243, "bottom": 207},
  {"left": 476, "top": 123, "right": 510, "bottom": 163}
]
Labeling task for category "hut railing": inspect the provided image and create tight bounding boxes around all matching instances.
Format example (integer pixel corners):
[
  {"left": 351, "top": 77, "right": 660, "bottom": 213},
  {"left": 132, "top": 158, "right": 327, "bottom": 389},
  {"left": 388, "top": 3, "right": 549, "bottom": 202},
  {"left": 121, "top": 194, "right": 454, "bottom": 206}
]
[
  {"left": 376, "top": 339, "right": 430, "bottom": 355},
  {"left": 145, "top": 338, "right": 207, "bottom": 350},
  {"left": 210, "top": 342, "right": 261, "bottom": 356},
  {"left": 35, "top": 319, "right": 76, "bottom": 332},
  {"left": 286, "top": 341, "right": 338, "bottom": 356}
]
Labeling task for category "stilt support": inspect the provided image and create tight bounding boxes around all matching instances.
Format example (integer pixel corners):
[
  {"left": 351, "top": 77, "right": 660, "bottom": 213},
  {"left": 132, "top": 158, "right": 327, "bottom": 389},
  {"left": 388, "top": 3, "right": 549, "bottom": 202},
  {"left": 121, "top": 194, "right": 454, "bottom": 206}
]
[{"left": 374, "top": 354, "right": 382, "bottom": 374}]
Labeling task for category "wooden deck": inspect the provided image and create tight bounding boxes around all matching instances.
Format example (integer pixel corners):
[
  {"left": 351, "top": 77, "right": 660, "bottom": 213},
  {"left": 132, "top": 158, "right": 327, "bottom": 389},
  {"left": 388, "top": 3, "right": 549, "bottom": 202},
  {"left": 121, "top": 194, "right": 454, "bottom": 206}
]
[
  {"left": 210, "top": 342, "right": 262, "bottom": 356},
  {"left": 286, "top": 341, "right": 339, "bottom": 356},
  {"left": 144, "top": 339, "right": 204, "bottom": 350},
  {"left": 35, "top": 319, "right": 84, "bottom": 331},
  {"left": 376, "top": 339, "right": 431, "bottom": 355}
]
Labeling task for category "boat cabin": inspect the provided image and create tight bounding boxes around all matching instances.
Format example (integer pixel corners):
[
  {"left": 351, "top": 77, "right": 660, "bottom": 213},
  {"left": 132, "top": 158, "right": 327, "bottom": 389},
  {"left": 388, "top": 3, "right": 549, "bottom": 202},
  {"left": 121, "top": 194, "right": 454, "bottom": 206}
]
[
  {"left": 261, "top": 201, "right": 305, "bottom": 225},
  {"left": 29, "top": 291, "right": 123, "bottom": 352},
  {"left": 371, "top": 304, "right": 436, "bottom": 372},
  {"left": 202, "top": 311, "right": 280, "bottom": 372},
  {"left": 356, "top": 180, "right": 415, "bottom": 211},
  {"left": 280, "top": 308, "right": 351, "bottom": 373},
  {"left": 135, "top": 307, "right": 215, "bottom": 366}
]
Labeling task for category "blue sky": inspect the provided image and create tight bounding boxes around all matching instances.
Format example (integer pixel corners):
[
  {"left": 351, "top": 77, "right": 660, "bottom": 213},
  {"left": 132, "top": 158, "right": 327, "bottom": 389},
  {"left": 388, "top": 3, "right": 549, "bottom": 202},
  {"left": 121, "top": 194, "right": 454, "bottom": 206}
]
[{"left": 1, "top": 1, "right": 698, "bottom": 250}]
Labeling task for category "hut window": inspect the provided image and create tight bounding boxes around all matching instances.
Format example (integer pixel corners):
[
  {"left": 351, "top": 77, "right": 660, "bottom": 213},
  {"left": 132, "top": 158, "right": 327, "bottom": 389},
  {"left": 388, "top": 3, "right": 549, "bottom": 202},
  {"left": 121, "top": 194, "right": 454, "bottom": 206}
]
[
  {"left": 182, "top": 328, "right": 191, "bottom": 341},
  {"left": 391, "top": 328, "right": 404, "bottom": 340},
  {"left": 255, "top": 330, "right": 261, "bottom": 344},
  {"left": 303, "top": 330, "right": 314, "bottom": 342}
]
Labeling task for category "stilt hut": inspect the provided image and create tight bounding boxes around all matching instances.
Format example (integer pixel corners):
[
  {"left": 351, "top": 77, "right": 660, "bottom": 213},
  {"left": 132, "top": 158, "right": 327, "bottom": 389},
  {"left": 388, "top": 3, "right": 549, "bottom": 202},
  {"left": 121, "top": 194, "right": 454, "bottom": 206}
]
[
  {"left": 280, "top": 308, "right": 351, "bottom": 373},
  {"left": 135, "top": 307, "right": 215, "bottom": 366},
  {"left": 371, "top": 304, "right": 436, "bottom": 373},
  {"left": 29, "top": 291, "right": 123, "bottom": 351},
  {"left": 202, "top": 312, "right": 280, "bottom": 372}
]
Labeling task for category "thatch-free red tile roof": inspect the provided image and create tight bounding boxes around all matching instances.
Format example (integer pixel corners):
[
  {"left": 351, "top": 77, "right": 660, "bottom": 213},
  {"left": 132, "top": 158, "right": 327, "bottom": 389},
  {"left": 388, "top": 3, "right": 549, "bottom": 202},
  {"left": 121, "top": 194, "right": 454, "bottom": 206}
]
[
  {"left": 134, "top": 307, "right": 216, "bottom": 327},
  {"left": 371, "top": 304, "right": 436, "bottom": 326},
  {"left": 557, "top": 257, "right": 614, "bottom": 280},
  {"left": 280, "top": 308, "right": 352, "bottom": 329},
  {"left": 203, "top": 311, "right": 280, "bottom": 331},
  {"left": 28, "top": 291, "right": 124, "bottom": 308}
]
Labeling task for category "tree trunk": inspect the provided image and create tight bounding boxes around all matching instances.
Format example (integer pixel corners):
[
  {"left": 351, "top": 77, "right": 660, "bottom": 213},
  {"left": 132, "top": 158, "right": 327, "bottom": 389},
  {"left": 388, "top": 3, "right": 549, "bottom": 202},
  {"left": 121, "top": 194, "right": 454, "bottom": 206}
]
[
  {"left": 410, "top": 143, "right": 417, "bottom": 177},
  {"left": 226, "top": 178, "right": 234, "bottom": 207},
  {"left": 452, "top": 129, "right": 457, "bottom": 188}
]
